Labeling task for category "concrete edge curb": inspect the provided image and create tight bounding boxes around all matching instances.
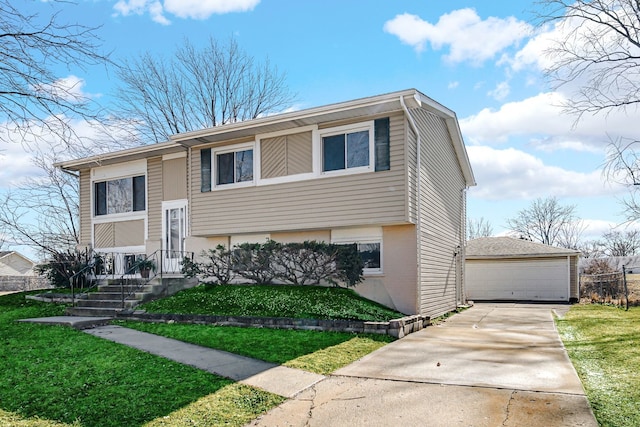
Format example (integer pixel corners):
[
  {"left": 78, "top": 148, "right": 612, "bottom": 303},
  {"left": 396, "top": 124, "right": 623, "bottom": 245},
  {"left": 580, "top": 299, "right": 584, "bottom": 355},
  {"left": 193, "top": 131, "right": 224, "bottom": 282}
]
[{"left": 115, "top": 312, "right": 431, "bottom": 338}]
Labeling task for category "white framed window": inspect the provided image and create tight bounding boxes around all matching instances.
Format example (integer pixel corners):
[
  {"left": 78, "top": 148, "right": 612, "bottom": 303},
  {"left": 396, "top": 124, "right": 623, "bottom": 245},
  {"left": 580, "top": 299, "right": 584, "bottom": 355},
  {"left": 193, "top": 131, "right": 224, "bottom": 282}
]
[
  {"left": 332, "top": 227, "right": 383, "bottom": 275},
  {"left": 207, "top": 143, "right": 255, "bottom": 190},
  {"left": 319, "top": 122, "right": 375, "bottom": 176},
  {"left": 94, "top": 175, "right": 145, "bottom": 217}
]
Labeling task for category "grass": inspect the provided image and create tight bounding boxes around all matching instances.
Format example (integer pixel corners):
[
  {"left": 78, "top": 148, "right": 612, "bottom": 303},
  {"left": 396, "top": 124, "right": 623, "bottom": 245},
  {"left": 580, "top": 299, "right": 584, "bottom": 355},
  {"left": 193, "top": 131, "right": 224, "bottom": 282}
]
[
  {"left": 139, "top": 284, "right": 404, "bottom": 321},
  {"left": 1, "top": 285, "right": 397, "bottom": 426},
  {"left": 118, "top": 321, "right": 393, "bottom": 375},
  {"left": 556, "top": 304, "right": 640, "bottom": 427},
  {"left": 0, "top": 292, "right": 283, "bottom": 427}
]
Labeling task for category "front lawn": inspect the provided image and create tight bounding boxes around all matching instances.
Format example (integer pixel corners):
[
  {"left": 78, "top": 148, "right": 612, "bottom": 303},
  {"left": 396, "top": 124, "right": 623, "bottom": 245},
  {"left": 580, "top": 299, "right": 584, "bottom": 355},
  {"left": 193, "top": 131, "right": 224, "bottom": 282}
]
[
  {"left": 0, "top": 292, "right": 282, "bottom": 427},
  {"left": 139, "top": 284, "right": 405, "bottom": 321},
  {"left": 119, "top": 321, "right": 393, "bottom": 375},
  {"left": 556, "top": 304, "right": 640, "bottom": 427}
]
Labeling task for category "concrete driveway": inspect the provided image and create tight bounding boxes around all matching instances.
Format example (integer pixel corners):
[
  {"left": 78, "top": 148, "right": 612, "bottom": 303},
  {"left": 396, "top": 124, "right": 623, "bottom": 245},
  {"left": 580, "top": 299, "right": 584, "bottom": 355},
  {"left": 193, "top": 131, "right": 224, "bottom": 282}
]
[{"left": 249, "top": 303, "right": 597, "bottom": 427}]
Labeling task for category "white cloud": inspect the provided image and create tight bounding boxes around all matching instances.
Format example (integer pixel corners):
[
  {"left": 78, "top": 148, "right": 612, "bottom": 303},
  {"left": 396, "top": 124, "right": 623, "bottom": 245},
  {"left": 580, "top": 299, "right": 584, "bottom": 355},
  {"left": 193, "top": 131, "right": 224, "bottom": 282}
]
[
  {"left": 33, "top": 75, "right": 94, "bottom": 103},
  {"left": 383, "top": 9, "right": 532, "bottom": 64},
  {"left": 460, "top": 91, "right": 640, "bottom": 152},
  {"left": 466, "top": 145, "right": 621, "bottom": 201},
  {"left": 448, "top": 81, "right": 459, "bottom": 89},
  {"left": 113, "top": 0, "right": 259, "bottom": 24},
  {"left": 488, "top": 81, "right": 510, "bottom": 101}
]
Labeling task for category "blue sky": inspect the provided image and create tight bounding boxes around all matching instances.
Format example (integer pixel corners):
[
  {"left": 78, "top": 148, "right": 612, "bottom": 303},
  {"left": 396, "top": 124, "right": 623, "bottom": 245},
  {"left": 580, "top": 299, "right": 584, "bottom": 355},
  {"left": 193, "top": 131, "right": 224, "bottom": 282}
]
[{"left": 2, "top": 0, "right": 638, "bottom": 254}]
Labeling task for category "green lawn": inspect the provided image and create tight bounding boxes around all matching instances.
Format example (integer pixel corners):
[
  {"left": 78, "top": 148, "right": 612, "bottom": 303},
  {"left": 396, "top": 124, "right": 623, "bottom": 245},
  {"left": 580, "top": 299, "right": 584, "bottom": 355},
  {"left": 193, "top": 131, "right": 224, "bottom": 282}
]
[
  {"left": 556, "top": 304, "right": 640, "bottom": 427},
  {"left": 139, "top": 284, "right": 404, "bottom": 321},
  {"left": 1, "top": 285, "right": 397, "bottom": 426}
]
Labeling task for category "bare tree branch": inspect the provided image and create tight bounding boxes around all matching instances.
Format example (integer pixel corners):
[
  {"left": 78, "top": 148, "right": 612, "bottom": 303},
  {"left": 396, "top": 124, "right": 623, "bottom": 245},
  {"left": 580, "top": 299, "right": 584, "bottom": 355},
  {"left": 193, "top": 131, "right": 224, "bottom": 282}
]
[
  {"left": 0, "top": 0, "right": 111, "bottom": 147},
  {"left": 506, "top": 196, "right": 582, "bottom": 247},
  {"left": 468, "top": 217, "right": 494, "bottom": 240},
  {"left": 114, "top": 36, "right": 296, "bottom": 143}
]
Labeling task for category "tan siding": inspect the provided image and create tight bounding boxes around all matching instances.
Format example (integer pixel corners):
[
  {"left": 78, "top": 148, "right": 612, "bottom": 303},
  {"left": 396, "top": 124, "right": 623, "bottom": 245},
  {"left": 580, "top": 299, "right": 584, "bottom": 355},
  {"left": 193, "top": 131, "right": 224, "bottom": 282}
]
[
  {"left": 570, "top": 255, "right": 579, "bottom": 300},
  {"left": 79, "top": 169, "right": 92, "bottom": 246},
  {"left": 94, "top": 223, "right": 114, "bottom": 248},
  {"left": 114, "top": 219, "right": 145, "bottom": 247},
  {"left": 412, "top": 108, "right": 467, "bottom": 317},
  {"left": 260, "top": 131, "right": 312, "bottom": 179},
  {"left": 261, "top": 136, "right": 287, "bottom": 178},
  {"left": 286, "top": 132, "right": 312, "bottom": 175},
  {"left": 191, "top": 113, "right": 407, "bottom": 236},
  {"left": 271, "top": 230, "right": 331, "bottom": 243},
  {"left": 147, "top": 157, "right": 162, "bottom": 241},
  {"left": 162, "top": 157, "right": 187, "bottom": 200}
]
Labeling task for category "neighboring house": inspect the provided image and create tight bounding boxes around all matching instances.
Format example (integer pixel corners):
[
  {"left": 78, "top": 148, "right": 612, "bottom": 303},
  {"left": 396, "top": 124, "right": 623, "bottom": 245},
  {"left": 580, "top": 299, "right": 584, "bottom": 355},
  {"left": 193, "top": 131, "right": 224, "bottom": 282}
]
[
  {"left": 0, "top": 251, "right": 36, "bottom": 276},
  {"left": 0, "top": 250, "right": 49, "bottom": 292},
  {"left": 56, "top": 89, "right": 476, "bottom": 317},
  {"left": 465, "top": 237, "right": 580, "bottom": 302}
]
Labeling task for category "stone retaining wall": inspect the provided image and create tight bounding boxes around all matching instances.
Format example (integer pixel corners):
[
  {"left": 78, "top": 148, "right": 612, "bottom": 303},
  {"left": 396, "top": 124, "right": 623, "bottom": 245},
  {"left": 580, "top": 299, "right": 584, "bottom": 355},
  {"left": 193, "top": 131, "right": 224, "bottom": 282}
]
[
  {"left": 0, "top": 276, "right": 50, "bottom": 292},
  {"left": 116, "top": 312, "right": 430, "bottom": 338}
]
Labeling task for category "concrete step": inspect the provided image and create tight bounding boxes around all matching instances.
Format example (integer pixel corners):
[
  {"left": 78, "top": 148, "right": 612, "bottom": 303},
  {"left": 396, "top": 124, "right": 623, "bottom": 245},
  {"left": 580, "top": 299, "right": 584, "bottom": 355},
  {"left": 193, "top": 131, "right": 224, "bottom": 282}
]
[
  {"left": 76, "top": 299, "right": 128, "bottom": 309},
  {"left": 86, "top": 292, "right": 124, "bottom": 300},
  {"left": 66, "top": 306, "right": 123, "bottom": 317}
]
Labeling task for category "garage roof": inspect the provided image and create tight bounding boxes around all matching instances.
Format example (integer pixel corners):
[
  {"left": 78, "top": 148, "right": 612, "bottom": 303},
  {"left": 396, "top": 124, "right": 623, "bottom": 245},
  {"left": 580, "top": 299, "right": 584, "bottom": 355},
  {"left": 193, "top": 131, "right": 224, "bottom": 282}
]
[{"left": 466, "top": 237, "right": 580, "bottom": 259}]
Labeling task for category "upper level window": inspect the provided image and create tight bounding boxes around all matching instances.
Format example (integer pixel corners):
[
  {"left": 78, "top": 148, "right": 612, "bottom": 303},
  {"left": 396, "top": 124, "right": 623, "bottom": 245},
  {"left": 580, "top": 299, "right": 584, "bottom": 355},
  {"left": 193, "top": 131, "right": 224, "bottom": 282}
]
[
  {"left": 217, "top": 149, "right": 253, "bottom": 185},
  {"left": 321, "top": 122, "right": 375, "bottom": 174},
  {"left": 94, "top": 175, "right": 145, "bottom": 216}
]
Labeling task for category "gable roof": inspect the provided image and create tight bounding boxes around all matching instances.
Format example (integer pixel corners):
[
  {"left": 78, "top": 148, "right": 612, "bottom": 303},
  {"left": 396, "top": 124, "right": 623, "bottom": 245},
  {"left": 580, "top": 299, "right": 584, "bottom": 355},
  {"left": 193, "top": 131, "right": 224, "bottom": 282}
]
[
  {"left": 466, "top": 237, "right": 580, "bottom": 259},
  {"left": 55, "top": 89, "right": 475, "bottom": 187}
]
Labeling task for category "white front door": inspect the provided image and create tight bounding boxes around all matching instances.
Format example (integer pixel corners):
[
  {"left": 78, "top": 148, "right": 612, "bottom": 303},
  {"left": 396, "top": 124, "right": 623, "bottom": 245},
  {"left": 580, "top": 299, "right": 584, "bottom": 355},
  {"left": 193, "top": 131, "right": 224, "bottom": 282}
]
[{"left": 162, "top": 200, "right": 188, "bottom": 273}]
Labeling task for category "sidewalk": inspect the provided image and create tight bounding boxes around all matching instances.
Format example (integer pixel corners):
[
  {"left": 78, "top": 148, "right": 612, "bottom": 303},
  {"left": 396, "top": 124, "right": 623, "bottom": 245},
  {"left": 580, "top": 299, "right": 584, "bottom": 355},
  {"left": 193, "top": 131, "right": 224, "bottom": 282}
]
[{"left": 19, "top": 317, "right": 324, "bottom": 399}]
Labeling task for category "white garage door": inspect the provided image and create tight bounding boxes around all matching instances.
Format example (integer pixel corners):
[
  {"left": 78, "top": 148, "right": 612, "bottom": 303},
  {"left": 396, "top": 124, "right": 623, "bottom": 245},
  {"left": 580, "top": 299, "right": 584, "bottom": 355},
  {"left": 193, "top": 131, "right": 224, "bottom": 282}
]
[{"left": 466, "top": 258, "right": 569, "bottom": 301}]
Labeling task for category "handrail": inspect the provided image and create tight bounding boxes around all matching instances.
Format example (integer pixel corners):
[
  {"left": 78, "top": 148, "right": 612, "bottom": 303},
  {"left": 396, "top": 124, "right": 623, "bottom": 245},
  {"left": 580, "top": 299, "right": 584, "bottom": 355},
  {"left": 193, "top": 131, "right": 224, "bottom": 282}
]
[
  {"left": 118, "top": 249, "right": 195, "bottom": 309},
  {"left": 69, "top": 258, "right": 101, "bottom": 306},
  {"left": 69, "top": 249, "right": 194, "bottom": 311}
]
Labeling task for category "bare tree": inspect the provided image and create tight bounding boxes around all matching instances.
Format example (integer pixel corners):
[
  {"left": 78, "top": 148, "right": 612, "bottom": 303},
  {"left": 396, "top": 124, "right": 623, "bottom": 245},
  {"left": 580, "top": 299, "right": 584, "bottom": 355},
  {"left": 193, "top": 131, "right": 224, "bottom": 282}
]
[
  {"left": 115, "top": 37, "right": 296, "bottom": 143},
  {"left": 0, "top": 0, "right": 110, "bottom": 146},
  {"left": 506, "top": 196, "right": 581, "bottom": 247},
  {"left": 537, "top": 1, "right": 640, "bottom": 219},
  {"left": 578, "top": 239, "right": 606, "bottom": 258},
  {"left": 468, "top": 217, "right": 494, "bottom": 240},
  {"left": 0, "top": 148, "right": 79, "bottom": 260},
  {"left": 601, "top": 229, "right": 640, "bottom": 256}
]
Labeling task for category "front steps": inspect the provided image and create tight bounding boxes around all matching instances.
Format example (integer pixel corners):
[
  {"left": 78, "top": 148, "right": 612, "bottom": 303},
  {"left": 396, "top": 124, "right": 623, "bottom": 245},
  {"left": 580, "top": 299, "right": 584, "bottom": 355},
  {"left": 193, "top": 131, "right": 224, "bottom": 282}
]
[{"left": 66, "top": 276, "right": 198, "bottom": 317}]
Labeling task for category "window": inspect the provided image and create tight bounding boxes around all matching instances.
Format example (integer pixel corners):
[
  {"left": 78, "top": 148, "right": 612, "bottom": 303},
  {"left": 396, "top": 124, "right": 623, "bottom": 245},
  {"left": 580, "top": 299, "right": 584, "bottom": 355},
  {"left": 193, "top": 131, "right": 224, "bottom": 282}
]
[
  {"left": 320, "top": 118, "right": 389, "bottom": 175},
  {"left": 332, "top": 227, "right": 383, "bottom": 275},
  {"left": 322, "top": 128, "right": 371, "bottom": 172},
  {"left": 94, "top": 175, "right": 145, "bottom": 216},
  {"left": 216, "top": 149, "right": 253, "bottom": 185},
  {"left": 358, "top": 242, "right": 381, "bottom": 271}
]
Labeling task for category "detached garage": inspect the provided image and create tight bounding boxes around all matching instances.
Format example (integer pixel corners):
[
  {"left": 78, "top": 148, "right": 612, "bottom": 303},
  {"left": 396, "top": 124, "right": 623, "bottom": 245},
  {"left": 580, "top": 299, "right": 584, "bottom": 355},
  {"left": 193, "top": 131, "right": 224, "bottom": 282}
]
[{"left": 465, "top": 237, "right": 580, "bottom": 302}]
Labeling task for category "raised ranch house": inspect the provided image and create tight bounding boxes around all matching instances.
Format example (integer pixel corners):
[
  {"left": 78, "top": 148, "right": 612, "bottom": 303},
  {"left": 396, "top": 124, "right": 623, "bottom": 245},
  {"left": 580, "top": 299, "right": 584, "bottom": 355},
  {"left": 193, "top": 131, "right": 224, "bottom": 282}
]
[{"left": 56, "top": 89, "right": 476, "bottom": 317}]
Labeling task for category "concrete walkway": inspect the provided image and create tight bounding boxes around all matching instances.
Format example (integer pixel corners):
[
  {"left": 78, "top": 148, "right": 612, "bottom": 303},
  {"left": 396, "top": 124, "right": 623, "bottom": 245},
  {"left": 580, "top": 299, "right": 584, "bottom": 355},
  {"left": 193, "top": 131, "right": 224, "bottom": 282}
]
[
  {"left": 249, "top": 304, "right": 598, "bottom": 426},
  {"left": 23, "top": 304, "right": 598, "bottom": 426},
  {"left": 19, "top": 317, "right": 325, "bottom": 399}
]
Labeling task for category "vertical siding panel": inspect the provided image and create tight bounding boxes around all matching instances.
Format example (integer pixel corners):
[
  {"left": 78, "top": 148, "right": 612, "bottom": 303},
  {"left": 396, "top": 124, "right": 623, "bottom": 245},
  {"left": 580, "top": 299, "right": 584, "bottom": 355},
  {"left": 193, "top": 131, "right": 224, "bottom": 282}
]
[
  {"left": 162, "top": 157, "right": 187, "bottom": 200},
  {"left": 147, "top": 157, "right": 162, "bottom": 241},
  {"left": 79, "top": 169, "right": 92, "bottom": 246},
  {"left": 94, "top": 223, "right": 114, "bottom": 248},
  {"left": 412, "top": 108, "right": 466, "bottom": 317},
  {"left": 114, "top": 219, "right": 145, "bottom": 247},
  {"left": 261, "top": 136, "right": 287, "bottom": 178},
  {"left": 286, "top": 132, "right": 313, "bottom": 175}
]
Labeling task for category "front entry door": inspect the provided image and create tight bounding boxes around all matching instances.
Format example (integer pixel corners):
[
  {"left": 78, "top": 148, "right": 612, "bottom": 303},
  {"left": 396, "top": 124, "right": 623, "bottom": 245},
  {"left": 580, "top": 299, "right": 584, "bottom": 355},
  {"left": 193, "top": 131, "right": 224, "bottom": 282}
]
[{"left": 162, "top": 200, "right": 187, "bottom": 273}]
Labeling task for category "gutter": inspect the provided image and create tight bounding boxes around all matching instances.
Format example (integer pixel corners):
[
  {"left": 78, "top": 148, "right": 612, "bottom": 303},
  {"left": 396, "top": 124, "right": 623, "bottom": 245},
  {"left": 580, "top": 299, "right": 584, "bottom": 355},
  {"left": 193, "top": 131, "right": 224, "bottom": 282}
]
[{"left": 400, "top": 95, "right": 422, "bottom": 314}]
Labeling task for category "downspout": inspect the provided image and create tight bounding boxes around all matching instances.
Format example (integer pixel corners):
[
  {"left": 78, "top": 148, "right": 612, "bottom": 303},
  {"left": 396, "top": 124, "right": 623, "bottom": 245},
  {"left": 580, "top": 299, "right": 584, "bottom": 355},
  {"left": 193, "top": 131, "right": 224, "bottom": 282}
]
[{"left": 400, "top": 95, "right": 422, "bottom": 314}]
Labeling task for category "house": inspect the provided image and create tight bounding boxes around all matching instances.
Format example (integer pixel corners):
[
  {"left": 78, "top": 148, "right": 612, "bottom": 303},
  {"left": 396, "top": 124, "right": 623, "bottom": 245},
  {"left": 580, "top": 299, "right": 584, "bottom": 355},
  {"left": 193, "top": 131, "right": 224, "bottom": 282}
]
[
  {"left": 465, "top": 237, "right": 580, "bottom": 302},
  {"left": 56, "top": 89, "right": 476, "bottom": 317},
  {"left": 0, "top": 250, "right": 49, "bottom": 292},
  {"left": 0, "top": 251, "right": 37, "bottom": 276}
]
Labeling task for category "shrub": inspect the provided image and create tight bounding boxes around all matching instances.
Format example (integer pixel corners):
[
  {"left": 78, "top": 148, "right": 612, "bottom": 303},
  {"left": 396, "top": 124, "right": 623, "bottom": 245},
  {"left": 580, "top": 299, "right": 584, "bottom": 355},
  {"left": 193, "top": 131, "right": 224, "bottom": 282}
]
[
  {"left": 183, "top": 240, "right": 364, "bottom": 287},
  {"left": 34, "top": 249, "right": 91, "bottom": 288}
]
